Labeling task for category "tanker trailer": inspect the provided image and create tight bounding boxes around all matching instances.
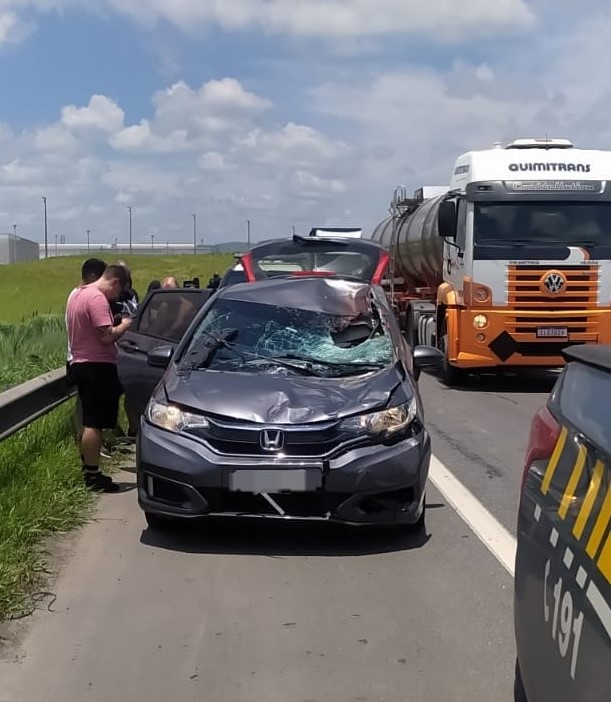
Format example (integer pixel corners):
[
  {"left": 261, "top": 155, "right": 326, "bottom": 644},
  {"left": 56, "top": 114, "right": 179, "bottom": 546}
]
[{"left": 370, "top": 137, "right": 611, "bottom": 385}]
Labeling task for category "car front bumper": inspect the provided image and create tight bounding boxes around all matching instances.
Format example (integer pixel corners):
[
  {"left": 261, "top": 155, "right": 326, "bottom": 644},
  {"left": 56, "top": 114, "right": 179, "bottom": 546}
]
[{"left": 136, "top": 419, "right": 430, "bottom": 526}]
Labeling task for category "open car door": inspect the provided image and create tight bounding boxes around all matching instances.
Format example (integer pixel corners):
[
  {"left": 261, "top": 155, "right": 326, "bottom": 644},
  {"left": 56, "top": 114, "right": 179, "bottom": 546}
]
[{"left": 117, "top": 288, "right": 211, "bottom": 421}]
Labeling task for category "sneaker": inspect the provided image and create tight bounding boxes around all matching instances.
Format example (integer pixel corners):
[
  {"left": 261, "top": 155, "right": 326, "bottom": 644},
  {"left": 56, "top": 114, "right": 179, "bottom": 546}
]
[
  {"left": 100, "top": 445, "right": 112, "bottom": 459},
  {"left": 84, "top": 471, "right": 120, "bottom": 493}
]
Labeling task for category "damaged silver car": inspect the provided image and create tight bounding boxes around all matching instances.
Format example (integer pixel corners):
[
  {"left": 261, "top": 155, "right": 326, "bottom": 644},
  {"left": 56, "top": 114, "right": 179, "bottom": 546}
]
[{"left": 135, "top": 275, "right": 442, "bottom": 531}]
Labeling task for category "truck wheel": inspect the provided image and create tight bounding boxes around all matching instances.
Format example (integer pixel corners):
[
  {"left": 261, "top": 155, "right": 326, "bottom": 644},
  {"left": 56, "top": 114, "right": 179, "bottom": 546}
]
[{"left": 440, "top": 318, "right": 466, "bottom": 387}]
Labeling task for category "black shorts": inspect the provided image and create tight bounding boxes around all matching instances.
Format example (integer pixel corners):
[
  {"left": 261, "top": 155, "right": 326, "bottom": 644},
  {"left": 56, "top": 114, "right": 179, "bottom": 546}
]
[{"left": 70, "top": 362, "right": 123, "bottom": 430}]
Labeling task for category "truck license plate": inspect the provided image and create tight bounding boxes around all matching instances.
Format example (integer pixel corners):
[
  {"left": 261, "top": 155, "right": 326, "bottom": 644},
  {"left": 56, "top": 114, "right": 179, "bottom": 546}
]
[
  {"left": 536, "top": 327, "right": 568, "bottom": 338},
  {"left": 229, "top": 469, "right": 322, "bottom": 493}
]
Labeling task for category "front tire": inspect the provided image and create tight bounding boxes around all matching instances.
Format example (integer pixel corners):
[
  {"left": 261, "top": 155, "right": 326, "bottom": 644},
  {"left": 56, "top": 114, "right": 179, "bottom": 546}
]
[{"left": 440, "top": 317, "right": 466, "bottom": 387}]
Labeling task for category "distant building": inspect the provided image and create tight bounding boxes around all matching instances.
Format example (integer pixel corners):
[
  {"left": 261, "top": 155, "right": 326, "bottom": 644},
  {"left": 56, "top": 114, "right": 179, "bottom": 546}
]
[
  {"left": 0, "top": 233, "right": 40, "bottom": 264},
  {"left": 39, "top": 242, "right": 213, "bottom": 258}
]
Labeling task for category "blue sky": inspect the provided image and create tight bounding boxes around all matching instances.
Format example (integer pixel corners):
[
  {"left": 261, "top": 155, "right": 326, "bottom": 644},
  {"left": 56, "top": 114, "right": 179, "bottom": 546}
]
[{"left": 0, "top": 1, "right": 610, "bottom": 245}]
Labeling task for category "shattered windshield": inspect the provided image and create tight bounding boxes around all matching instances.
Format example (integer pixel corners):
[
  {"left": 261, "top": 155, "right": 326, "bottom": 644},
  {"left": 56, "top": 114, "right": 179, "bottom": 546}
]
[{"left": 182, "top": 297, "right": 392, "bottom": 376}]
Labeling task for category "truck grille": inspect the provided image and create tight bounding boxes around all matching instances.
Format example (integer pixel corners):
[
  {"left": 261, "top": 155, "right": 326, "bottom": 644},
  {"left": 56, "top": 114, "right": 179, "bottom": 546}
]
[{"left": 507, "top": 265, "right": 599, "bottom": 310}]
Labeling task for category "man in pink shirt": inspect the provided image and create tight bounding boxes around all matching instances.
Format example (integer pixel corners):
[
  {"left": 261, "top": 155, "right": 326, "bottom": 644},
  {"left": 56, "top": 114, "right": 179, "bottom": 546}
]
[{"left": 66, "top": 265, "right": 133, "bottom": 492}]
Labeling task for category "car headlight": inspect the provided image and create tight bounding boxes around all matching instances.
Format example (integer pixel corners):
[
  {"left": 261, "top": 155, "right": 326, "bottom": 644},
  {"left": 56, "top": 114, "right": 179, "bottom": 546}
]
[
  {"left": 146, "top": 399, "right": 209, "bottom": 432},
  {"left": 340, "top": 398, "right": 417, "bottom": 437}
]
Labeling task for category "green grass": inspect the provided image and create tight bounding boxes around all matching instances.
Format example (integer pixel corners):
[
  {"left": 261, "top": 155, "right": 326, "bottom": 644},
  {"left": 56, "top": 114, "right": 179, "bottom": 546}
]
[
  {"left": 0, "top": 316, "right": 67, "bottom": 389},
  {"left": 0, "top": 253, "right": 233, "bottom": 323},
  {"left": 0, "top": 404, "right": 93, "bottom": 619}
]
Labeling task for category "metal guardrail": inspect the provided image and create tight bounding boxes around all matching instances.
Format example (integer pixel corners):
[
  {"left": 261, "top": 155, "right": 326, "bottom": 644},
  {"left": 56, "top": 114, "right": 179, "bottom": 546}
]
[{"left": 0, "top": 367, "right": 74, "bottom": 442}]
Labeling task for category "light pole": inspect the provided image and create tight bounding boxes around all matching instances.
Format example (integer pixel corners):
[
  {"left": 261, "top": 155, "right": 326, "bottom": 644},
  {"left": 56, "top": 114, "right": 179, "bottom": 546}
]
[
  {"left": 127, "top": 206, "right": 133, "bottom": 254},
  {"left": 54, "top": 234, "right": 58, "bottom": 256},
  {"left": 192, "top": 213, "right": 197, "bottom": 255},
  {"left": 87, "top": 229, "right": 90, "bottom": 252},
  {"left": 246, "top": 218, "right": 251, "bottom": 246},
  {"left": 151, "top": 233, "right": 154, "bottom": 251},
  {"left": 42, "top": 196, "right": 48, "bottom": 258},
  {"left": 12, "top": 224, "right": 17, "bottom": 237}
]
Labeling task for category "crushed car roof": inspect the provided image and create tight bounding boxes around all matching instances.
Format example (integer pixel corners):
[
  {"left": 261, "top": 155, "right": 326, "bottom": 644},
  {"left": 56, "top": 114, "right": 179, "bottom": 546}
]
[{"left": 216, "top": 276, "right": 376, "bottom": 317}]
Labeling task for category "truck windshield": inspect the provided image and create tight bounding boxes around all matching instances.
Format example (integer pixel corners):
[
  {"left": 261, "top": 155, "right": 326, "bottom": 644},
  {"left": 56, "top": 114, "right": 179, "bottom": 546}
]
[{"left": 474, "top": 202, "right": 611, "bottom": 247}]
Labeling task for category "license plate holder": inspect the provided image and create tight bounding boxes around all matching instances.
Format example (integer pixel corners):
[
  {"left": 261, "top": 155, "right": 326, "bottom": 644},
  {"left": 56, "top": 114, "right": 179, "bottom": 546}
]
[
  {"left": 536, "top": 327, "right": 568, "bottom": 338},
  {"left": 229, "top": 469, "right": 322, "bottom": 493}
]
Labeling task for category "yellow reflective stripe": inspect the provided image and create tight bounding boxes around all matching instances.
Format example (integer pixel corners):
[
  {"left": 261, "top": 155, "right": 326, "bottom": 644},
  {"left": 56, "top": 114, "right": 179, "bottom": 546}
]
[
  {"left": 586, "top": 485, "right": 611, "bottom": 559},
  {"left": 598, "top": 533, "right": 611, "bottom": 586},
  {"left": 541, "top": 426, "right": 568, "bottom": 495},
  {"left": 573, "top": 460, "right": 604, "bottom": 540},
  {"left": 559, "top": 444, "right": 588, "bottom": 519}
]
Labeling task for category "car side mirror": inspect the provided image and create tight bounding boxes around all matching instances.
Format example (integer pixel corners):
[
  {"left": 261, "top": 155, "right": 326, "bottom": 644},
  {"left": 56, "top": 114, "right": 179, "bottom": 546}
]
[
  {"left": 147, "top": 345, "right": 174, "bottom": 368},
  {"left": 413, "top": 345, "right": 443, "bottom": 377},
  {"left": 438, "top": 200, "right": 457, "bottom": 239}
]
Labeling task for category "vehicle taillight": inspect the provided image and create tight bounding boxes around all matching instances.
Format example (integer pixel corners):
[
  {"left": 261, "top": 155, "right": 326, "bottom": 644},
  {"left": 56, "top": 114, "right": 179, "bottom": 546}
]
[
  {"left": 522, "top": 405, "right": 561, "bottom": 490},
  {"left": 371, "top": 251, "right": 390, "bottom": 285},
  {"left": 241, "top": 252, "right": 256, "bottom": 282}
]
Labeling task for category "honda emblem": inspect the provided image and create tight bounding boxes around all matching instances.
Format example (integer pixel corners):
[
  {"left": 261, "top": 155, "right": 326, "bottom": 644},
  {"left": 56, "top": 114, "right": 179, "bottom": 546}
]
[{"left": 260, "top": 429, "right": 284, "bottom": 452}]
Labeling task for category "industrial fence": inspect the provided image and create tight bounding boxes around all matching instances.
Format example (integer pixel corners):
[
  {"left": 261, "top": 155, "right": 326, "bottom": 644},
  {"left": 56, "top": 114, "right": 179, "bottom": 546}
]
[{"left": 0, "top": 367, "right": 74, "bottom": 442}]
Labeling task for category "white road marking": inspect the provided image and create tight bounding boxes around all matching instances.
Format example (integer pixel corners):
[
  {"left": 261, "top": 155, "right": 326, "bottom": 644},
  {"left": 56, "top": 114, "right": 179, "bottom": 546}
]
[
  {"left": 429, "top": 455, "right": 517, "bottom": 577},
  {"left": 550, "top": 528, "right": 559, "bottom": 548},
  {"left": 576, "top": 566, "right": 588, "bottom": 589},
  {"left": 534, "top": 504, "right": 542, "bottom": 522},
  {"left": 586, "top": 581, "right": 611, "bottom": 639},
  {"left": 563, "top": 547, "right": 574, "bottom": 570}
]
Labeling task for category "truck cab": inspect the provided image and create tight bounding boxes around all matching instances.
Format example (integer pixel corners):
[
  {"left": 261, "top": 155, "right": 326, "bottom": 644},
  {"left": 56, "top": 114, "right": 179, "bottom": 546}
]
[
  {"left": 374, "top": 138, "right": 611, "bottom": 384},
  {"left": 439, "top": 138, "right": 611, "bottom": 377}
]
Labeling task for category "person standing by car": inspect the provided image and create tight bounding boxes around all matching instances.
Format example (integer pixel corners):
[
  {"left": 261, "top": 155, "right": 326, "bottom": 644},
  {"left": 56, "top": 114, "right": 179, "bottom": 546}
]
[
  {"left": 65, "top": 258, "right": 109, "bottom": 453},
  {"left": 66, "top": 265, "right": 132, "bottom": 492}
]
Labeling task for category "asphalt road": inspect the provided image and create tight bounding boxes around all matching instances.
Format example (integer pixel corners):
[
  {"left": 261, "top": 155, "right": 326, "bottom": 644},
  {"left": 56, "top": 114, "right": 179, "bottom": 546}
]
[{"left": 0, "top": 368, "right": 555, "bottom": 702}]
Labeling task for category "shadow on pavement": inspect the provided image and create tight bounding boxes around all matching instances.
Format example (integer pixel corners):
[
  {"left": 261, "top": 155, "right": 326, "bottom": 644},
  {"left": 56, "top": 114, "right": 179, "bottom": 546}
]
[
  {"left": 139, "top": 516, "right": 431, "bottom": 557},
  {"left": 423, "top": 368, "right": 559, "bottom": 395}
]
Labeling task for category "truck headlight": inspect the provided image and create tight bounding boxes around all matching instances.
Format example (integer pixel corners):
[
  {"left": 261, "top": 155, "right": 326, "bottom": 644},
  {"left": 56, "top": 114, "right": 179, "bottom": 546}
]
[
  {"left": 146, "top": 399, "right": 209, "bottom": 432},
  {"left": 340, "top": 398, "right": 417, "bottom": 437},
  {"left": 473, "top": 314, "right": 488, "bottom": 329}
]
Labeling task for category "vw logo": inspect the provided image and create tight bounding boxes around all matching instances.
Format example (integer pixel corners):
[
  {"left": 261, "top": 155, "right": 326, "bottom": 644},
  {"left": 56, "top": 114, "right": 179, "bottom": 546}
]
[
  {"left": 260, "top": 429, "right": 284, "bottom": 452},
  {"left": 542, "top": 271, "right": 566, "bottom": 294}
]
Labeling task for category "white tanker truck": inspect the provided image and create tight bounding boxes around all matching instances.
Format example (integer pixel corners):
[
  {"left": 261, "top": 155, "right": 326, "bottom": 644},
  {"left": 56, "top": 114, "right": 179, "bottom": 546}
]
[{"left": 370, "top": 138, "right": 611, "bottom": 384}]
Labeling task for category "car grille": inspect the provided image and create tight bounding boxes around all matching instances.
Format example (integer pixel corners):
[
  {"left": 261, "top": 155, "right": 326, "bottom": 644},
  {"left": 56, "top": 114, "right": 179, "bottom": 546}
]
[
  {"left": 185, "top": 417, "right": 357, "bottom": 457},
  {"left": 507, "top": 264, "right": 599, "bottom": 310}
]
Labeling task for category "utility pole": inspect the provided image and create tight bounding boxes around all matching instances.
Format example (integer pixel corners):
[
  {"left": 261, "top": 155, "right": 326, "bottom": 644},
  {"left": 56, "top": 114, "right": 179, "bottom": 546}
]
[
  {"left": 292, "top": 224, "right": 296, "bottom": 236},
  {"left": 192, "top": 213, "right": 197, "bottom": 255},
  {"left": 12, "top": 224, "right": 17, "bottom": 237},
  {"left": 54, "top": 234, "right": 58, "bottom": 256},
  {"left": 151, "top": 233, "right": 154, "bottom": 251},
  {"left": 42, "top": 196, "right": 48, "bottom": 258},
  {"left": 246, "top": 218, "right": 251, "bottom": 246},
  {"left": 127, "top": 206, "right": 133, "bottom": 254},
  {"left": 87, "top": 229, "right": 90, "bottom": 252}
]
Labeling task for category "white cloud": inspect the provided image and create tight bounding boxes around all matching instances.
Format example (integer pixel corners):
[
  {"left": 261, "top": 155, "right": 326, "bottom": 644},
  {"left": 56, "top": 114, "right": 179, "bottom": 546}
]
[
  {"left": 61, "top": 95, "right": 125, "bottom": 133},
  {"left": 0, "top": 0, "right": 535, "bottom": 47},
  {"left": 0, "top": 10, "right": 31, "bottom": 45},
  {"left": 105, "top": 0, "right": 534, "bottom": 40}
]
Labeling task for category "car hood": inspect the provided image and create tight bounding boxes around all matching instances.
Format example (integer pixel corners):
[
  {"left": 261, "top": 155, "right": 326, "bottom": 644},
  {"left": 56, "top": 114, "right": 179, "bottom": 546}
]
[{"left": 163, "top": 364, "right": 406, "bottom": 424}]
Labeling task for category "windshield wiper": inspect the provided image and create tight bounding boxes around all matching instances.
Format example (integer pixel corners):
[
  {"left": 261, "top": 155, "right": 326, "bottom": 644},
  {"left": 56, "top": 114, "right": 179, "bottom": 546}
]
[
  {"left": 240, "top": 356, "right": 322, "bottom": 376},
  {"left": 178, "top": 329, "right": 242, "bottom": 372},
  {"left": 282, "top": 354, "right": 386, "bottom": 372}
]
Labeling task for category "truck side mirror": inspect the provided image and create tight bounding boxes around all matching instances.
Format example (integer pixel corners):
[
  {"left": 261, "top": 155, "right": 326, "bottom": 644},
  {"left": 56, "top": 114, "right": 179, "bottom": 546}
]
[{"left": 438, "top": 200, "right": 457, "bottom": 239}]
